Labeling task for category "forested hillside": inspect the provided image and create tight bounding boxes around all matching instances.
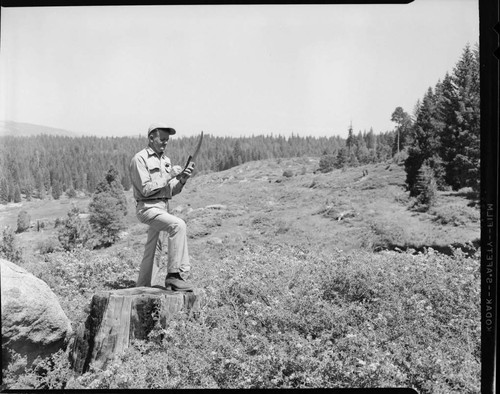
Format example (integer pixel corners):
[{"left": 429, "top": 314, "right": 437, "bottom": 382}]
[{"left": 0, "top": 130, "right": 396, "bottom": 203}]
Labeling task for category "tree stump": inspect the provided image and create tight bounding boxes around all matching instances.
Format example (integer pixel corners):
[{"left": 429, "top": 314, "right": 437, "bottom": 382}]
[{"left": 70, "top": 286, "right": 205, "bottom": 373}]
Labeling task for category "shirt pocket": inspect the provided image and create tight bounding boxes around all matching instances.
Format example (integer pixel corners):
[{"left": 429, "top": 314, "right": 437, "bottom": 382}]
[{"left": 146, "top": 160, "right": 163, "bottom": 183}]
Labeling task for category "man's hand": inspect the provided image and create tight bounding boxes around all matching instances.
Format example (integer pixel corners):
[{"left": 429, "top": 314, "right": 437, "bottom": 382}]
[
  {"left": 178, "top": 162, "right": 195, "bottom": 184},
  {"left": 170, "top": 165, "right": 183, "bottom": 178}
]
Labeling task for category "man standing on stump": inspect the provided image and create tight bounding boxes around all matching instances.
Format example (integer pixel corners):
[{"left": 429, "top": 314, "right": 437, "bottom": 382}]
[{"left": 130, "top": 123, "right": 195, "bottom": 291}]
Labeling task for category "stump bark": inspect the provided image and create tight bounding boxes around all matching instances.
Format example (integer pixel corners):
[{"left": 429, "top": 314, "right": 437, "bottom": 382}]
[{"left": 70, "top": 286, "right": 204, "bottom": 373}]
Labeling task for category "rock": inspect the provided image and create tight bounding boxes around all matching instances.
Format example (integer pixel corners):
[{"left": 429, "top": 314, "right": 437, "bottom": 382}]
[
  {"left": 1, "top": 259, "right": 73, "bottom": 367},
  {"left": 205, "top": 204, "right": 227, "bottom": 210},
  {"left": 70, "top": 286, "right": 205, "bottom": 373},
  {"left": 171, "top": 205, "right": 184, "bottom": 214}
]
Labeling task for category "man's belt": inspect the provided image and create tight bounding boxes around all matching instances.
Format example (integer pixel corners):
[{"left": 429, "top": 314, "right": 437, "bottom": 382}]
[{"left": 136, "top": 197, "right": 170, "bottom": 203}]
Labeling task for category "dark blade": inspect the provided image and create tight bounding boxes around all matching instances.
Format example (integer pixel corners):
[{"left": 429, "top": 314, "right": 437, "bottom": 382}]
[
  {"left": 191, "top": 131, "right": 204, "bottom": 162},
  {"left": 183, "top": 131, "right": 204, "bottom": 170}
]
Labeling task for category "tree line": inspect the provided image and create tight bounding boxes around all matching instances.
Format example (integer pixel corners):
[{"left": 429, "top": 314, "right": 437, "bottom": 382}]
[
  {"left": 395, "top": 43, "right": 480, "bottom": 201},
  {"left": 0, "top": 43, "right": 479, "bottom": 207},
  {"left": 0, "top": 130, "right": 396, "bottom": 203}
]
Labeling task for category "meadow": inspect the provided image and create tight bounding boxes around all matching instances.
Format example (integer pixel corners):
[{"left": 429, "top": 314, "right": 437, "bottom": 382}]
[{"left": 1, "top": 158, "right": 480, "bottom": 392}]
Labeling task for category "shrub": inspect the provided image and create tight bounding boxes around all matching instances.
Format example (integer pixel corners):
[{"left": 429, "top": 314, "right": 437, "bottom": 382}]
[
  {"left": 318, "top": 155, "right": 336, "bottom": 173},
  {"left": 57, "top": 206, "right": 95, "bottom": 251},
  {"left": 66, "top": 188, "right": 77, "bottom": 199},
  {"left": 0, "top": 227, "right": 22, "bottom": 263},
  {"left": 430, "top": 204, "right": 479, "bottom": 226},
  {"left": 392, "top": 149, "right": 408, "bottom": 164},
  {"left": 16, "top": 210, "right": 31, "bottom": 233},
  {"left": 413, "top": 164, "right": 438, "bottom": 210},
  {"left": 37, "top": 237, "right": 63, "bottom": 254},
  {"left": 282, "top": 170, "right": 294, "bottom": 178},
  {"left": 4, "top": 243, "right": 480, "bottom": 392}
]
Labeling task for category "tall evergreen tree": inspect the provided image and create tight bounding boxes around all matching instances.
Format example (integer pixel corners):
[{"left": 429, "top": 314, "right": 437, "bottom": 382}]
[
  {"left": 336, "top": 147, "right": 349, "bottom": 169},
  {"left": 391, "top": 106, "right": 412, "bottom": 156},
  {"left": 25, "top": 182, "right": 33, "bottom": 201},
  {"left": 7, "top": 180, "right": 15, "bottom": 202},
  {"left": 439, "top": 44, "right": 480, "bottom": 191},
  {"left": 88, "top": 167, "right": 127, "bottom": 247},
  {"left": 16, "top": 210, "right": 31, "bottom": 233},
  {"left": 51, "top": 180, "right": 62, "bottom": 200},
  {"left": 0, "top": 178, "right": 9, "bottom": 204},
  {"left": 405, "top": 87, "right": 443, "bottom": 196},
  {"left": 13, "top": 184, "right": 22, "bottom": 203},
  {"left": 346, "top": 123, "right": 355, "bottom": 155}
]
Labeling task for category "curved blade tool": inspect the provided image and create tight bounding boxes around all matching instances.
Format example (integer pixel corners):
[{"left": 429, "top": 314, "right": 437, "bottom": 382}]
[{"left": 184, "top": 131, "right": 204, "bottom": 170}]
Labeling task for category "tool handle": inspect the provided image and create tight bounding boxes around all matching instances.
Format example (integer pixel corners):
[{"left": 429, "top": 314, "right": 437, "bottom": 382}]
[{"left": 183, "top": 155, "right": 193, "bottom": 171}]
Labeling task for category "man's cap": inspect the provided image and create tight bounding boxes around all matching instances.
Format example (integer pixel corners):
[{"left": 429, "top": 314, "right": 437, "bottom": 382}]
[{"left": 148, "top": 123, "right": 176, "bottom": 136}]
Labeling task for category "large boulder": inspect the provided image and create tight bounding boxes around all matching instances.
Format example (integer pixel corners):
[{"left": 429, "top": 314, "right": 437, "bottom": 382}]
[{"left": 1, "top": 258, "right": 73, "bottom": 366}]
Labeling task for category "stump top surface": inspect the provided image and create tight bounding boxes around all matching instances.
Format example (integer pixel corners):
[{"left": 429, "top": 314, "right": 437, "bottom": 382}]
[{"left": 97, "top": 286, "right": 202, "bottom": 297}]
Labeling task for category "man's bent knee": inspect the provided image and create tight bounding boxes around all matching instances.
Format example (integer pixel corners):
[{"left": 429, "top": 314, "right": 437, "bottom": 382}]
[{"left": 169, "top": 217, "right": 186, "bottom": 235}]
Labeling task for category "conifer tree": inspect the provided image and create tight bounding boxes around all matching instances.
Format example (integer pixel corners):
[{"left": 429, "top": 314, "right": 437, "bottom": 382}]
[
  {"left": 439, "top": 44, "right": 480, "bottom": 191},
  {"left": 319, "top": 154, "right": 336, "bottom": 173},
  {"left": 0, "top": 178, "right": 9, "bottom": 204},
  {"left": 58, "top": 206, "right": 94, "bottom": 251},
  {"left": 25, "top": 182, "right": 33, "bottom": 201},
  {"left": 51, "top": 180, "right": 62, "bottom": 200},
  {"left": 88, "top": 167, "right": 127, "bottom": 247},
  {"left": 336, "top": 147, "right": 349, "bottom": 169},
  {"left": 346, "top": 123, "right": 355, "bottom": 155},
  {"left": 16, "top": 210, "right": 31, "bottom": 233},
  {"left": 13, "top": 185, "right": 21, "bottom": 203},
  {"left": 391, "top": 106, "right": 412, "bottom": 156},
  {"left": 405, "top": 87, "right": 442, "bottom": 196},
  {"left": 67, "top": 187, "right": 77, "bottom": 199}
]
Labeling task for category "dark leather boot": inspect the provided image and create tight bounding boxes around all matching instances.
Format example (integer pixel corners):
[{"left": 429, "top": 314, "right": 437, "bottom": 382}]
[{"left": 165, "top": 272, "right": 194, "bottom": 291}]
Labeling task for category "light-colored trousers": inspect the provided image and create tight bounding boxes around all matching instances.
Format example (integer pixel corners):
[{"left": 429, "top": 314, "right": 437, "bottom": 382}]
[{"left": 135, "top": 200, "right": 190, "bottom": 287}]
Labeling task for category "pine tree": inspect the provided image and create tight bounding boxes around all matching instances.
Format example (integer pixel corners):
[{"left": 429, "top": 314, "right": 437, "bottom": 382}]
[
  {"left": 319, "top": 154, "right": 336, "bottom": 173},
  {"left": 67, "top": 188, "right": 77, "bottom": 199},
  {"left": 0, "top": 178, "right": 9, "bottom": 204},
  {"left": 405, "top": 87, "right": 442, "bottom": 195},
  {"left": 25, "top": 182, "right": 33, "bottom": 201},
  {"left": 7, "top": 180, "right": 15, "bottom": 202},
  {"left": 88, "top": 167, "right": 127, "bottom": 247},
  {"left": 349, "top": 151, "right": 359, "bottom": 167},
  {"left": 336, "top": 147, "right": 349, "bottom": 169},
  {"left": 391, "top": 107, "right": 412, "bottom": 156},
  {"left": 58, "top": 206, "right": 94, "bottom": 251},
  {"left": 51, "top": 180, "right": 62, "bottom": 200},
  {"left": 355, "top": 132, "right": 370, "bottom": 164},
  {"left": 346, "top": 123, "right": 355, "bottom": 155},
  {"left": 16, "top": 210, "right": 31, "bottom": 233},
  {"left": 13, "top": 184, "right": 22, "bottom": 203},
  {"left": 439, "top": 44, "right": 480, "bottom": 191}
]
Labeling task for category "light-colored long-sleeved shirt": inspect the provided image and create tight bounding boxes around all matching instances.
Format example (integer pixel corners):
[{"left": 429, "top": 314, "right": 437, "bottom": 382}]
[{"left": 129, "top": 147, "right": 184, "bottom": 201}]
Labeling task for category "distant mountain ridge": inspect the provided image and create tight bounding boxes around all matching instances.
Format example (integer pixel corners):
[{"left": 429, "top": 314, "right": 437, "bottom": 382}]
[{"left": 0, "top": 121, "right": 78, "bottom": 137}]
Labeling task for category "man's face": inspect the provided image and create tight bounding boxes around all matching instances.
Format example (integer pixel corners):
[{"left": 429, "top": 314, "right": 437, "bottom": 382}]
[{"left": 149, "top": 130, "right": 170, "bottom": 154}]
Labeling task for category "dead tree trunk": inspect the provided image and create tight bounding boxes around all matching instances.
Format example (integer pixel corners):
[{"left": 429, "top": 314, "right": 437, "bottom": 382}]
[{"left": 70, "top": 286, "right": 204, "bottom": 373}]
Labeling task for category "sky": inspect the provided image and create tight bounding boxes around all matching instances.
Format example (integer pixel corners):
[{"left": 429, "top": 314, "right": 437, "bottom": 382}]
[{"left": 0, "top": 1, "right": 479, "bottom": 139}]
